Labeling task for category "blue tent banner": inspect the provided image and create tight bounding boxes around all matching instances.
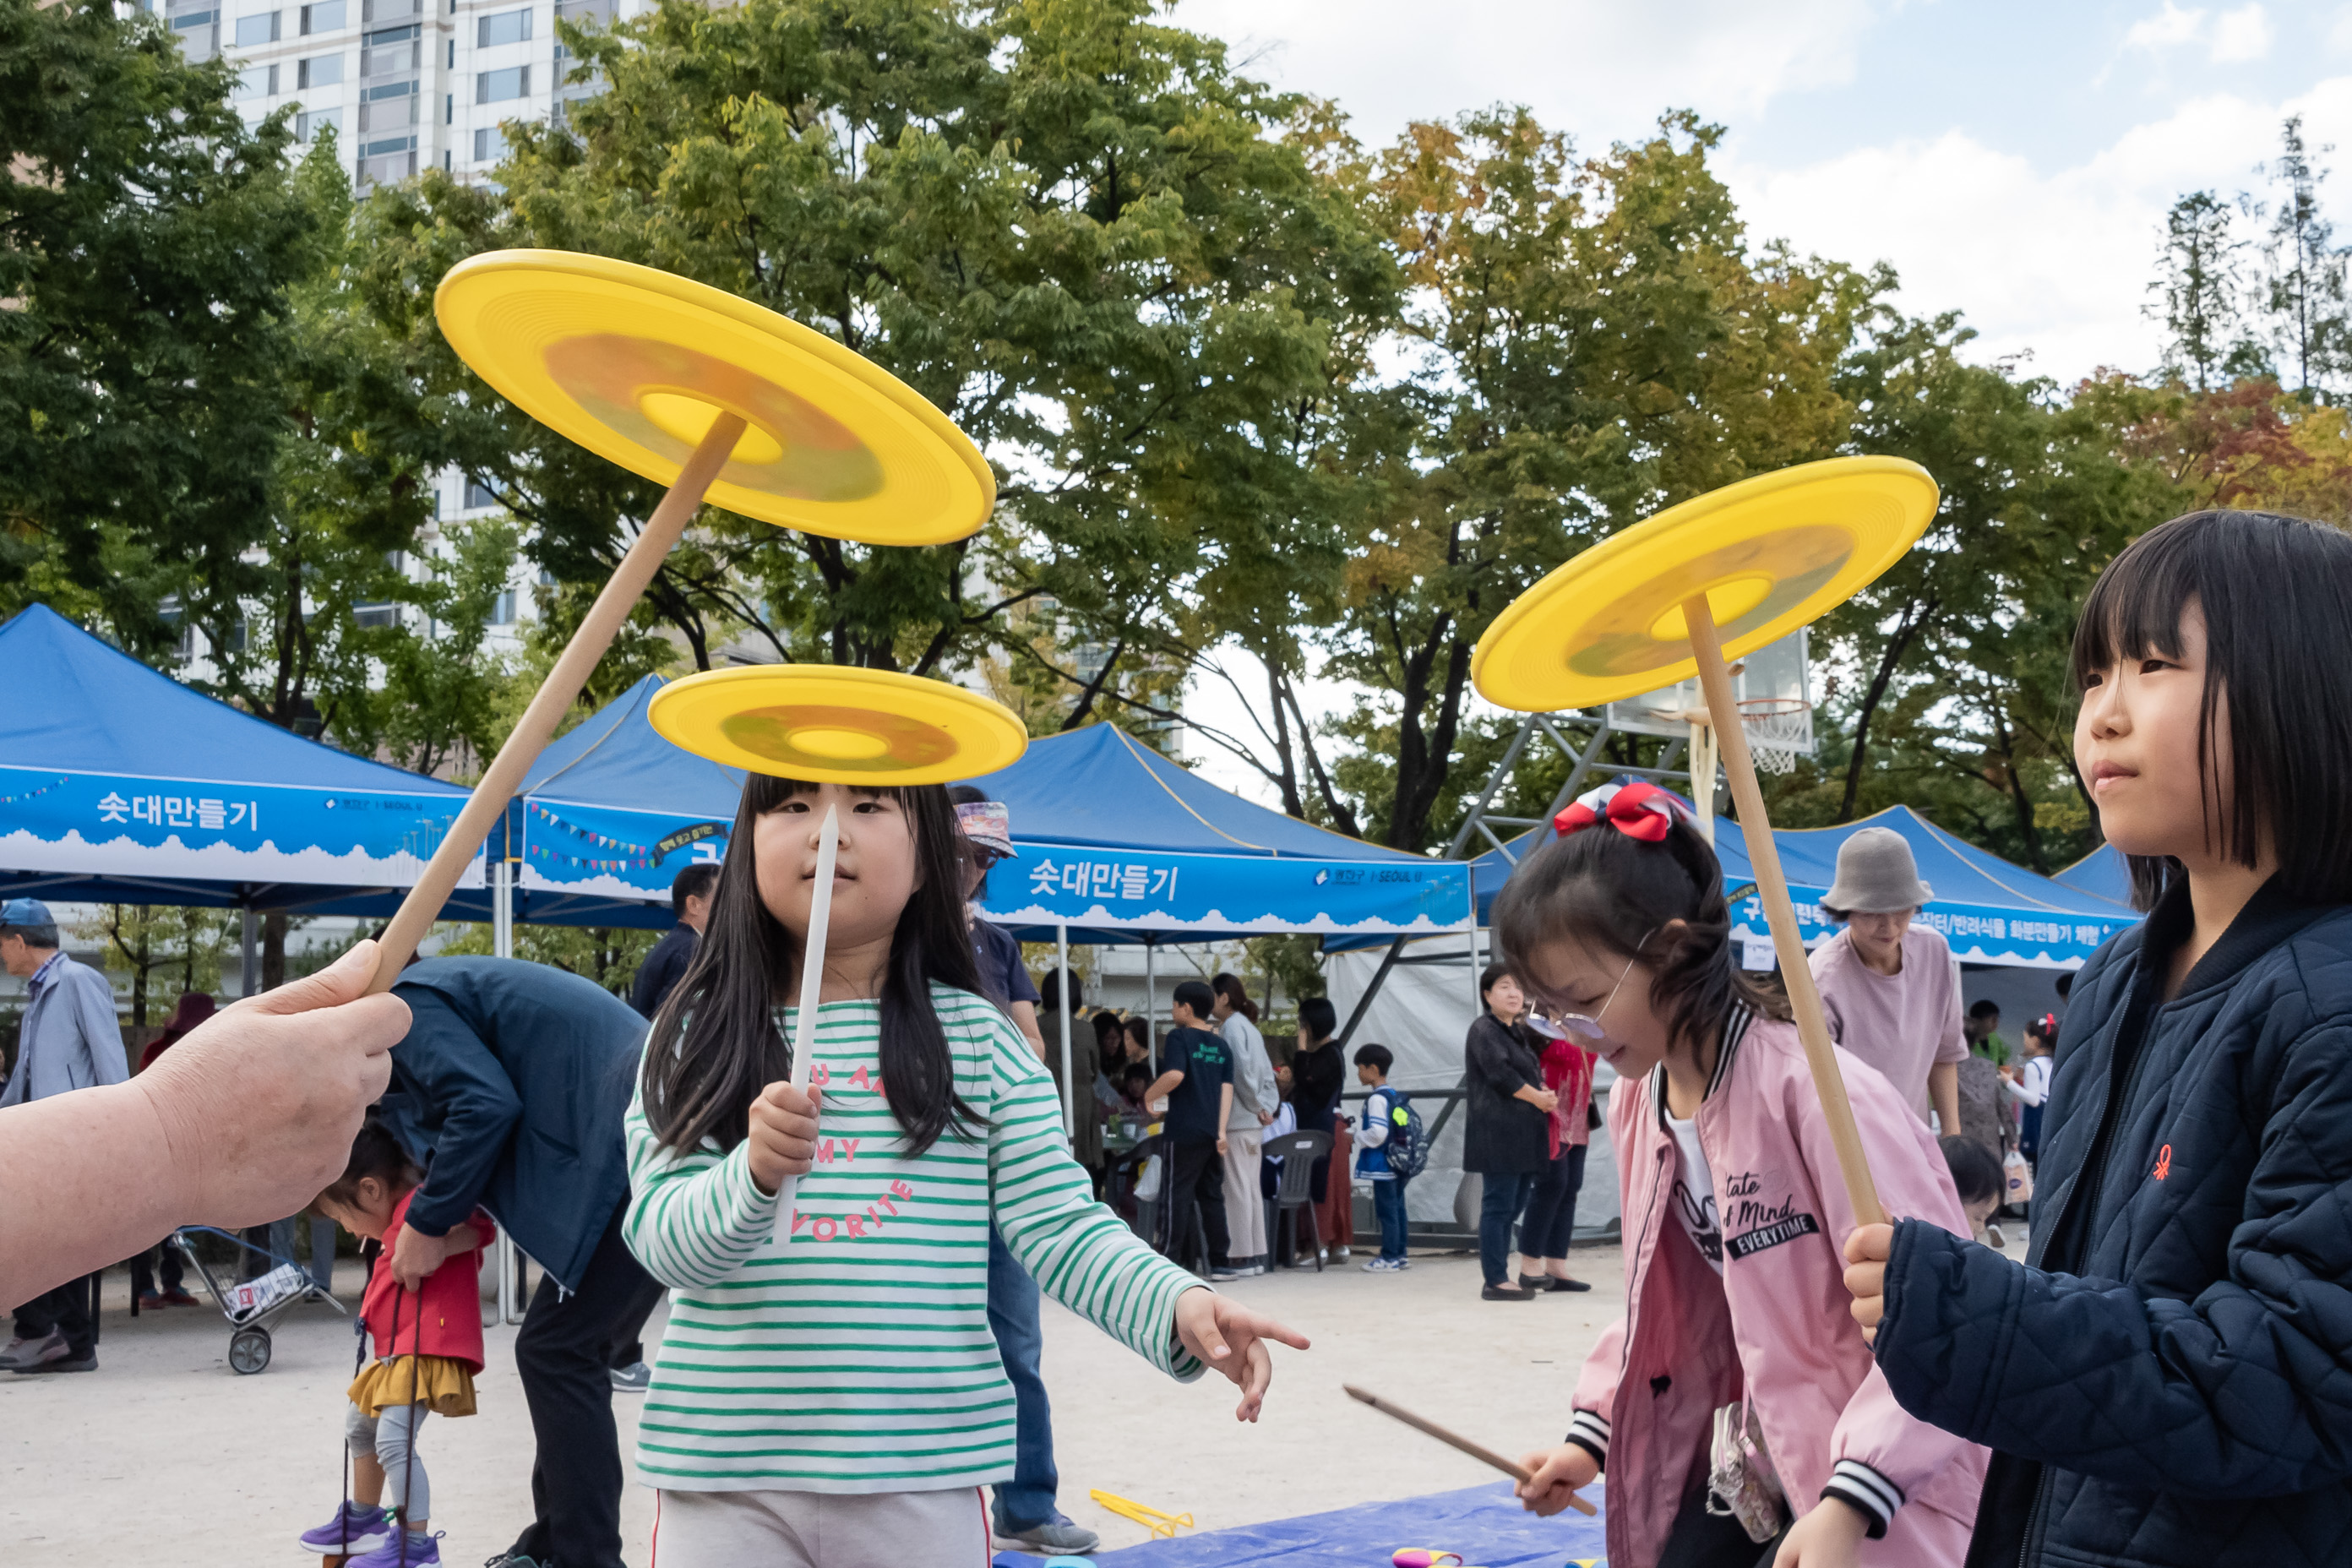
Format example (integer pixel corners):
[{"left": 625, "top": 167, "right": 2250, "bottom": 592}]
[
  {"left": 978, "top": 846, "right": 1470, "bottom": 939},
  {"left": 1728, "top": 887, "right": 2128, "bottom": 970},
  {"left": 521, "top": 798, "right": 728, "bottom": 891}
]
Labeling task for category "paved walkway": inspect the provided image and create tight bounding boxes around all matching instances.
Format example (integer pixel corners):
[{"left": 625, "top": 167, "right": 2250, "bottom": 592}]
[{"left": 1, "top": 1244, "right": 1626, "bottom": 1562}]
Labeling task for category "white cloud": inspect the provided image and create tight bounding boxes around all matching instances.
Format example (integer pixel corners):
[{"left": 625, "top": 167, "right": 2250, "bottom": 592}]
[
  {"left": 1175, "top": 0, "right": 1873, "bottom": 143},
  {"left": 2212, "top": 4, "right": 2273, "bottom": 62},
  {"left": 2125, "top": 1, "right": 2207, "bottom": 52},
  {"left": 1726, "top": 79, "right": 2352, "bottom": 384}
]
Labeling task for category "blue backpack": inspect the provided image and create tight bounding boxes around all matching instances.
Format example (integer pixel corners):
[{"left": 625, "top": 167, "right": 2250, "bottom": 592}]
[{"left": 1380, "top": 1088, "right": 1429, "bottom": 1180}]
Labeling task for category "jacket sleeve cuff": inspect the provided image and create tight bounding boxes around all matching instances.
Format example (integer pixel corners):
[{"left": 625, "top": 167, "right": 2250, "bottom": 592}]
[
  {"left": 1821, "top": 1459, "right": 1902, "bottom": 1540},
  {"left": 1565, "top": 1409, "right": 1610, "bottom": 1466}
]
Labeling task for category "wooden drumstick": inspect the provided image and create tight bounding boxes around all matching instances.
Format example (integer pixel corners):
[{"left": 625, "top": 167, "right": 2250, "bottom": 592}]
[
  {"left": 1343, "top": 1385, "right": 1598, "bottom": 1516},
  {"left": 364, "top": 411, "right": 748, "bottom": 994},
  {"left": 1683, "top": 592, "right": 1885, "bottom": 1227}
]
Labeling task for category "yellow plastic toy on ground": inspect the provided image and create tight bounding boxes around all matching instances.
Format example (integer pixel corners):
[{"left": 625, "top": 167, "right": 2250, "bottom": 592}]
[
  {"left": 1473, "top": 455, "right": 1939, "bottom": 1225},
  {"left": 1087, "top": 1488, "right": 1194, "bottom": 1538}
]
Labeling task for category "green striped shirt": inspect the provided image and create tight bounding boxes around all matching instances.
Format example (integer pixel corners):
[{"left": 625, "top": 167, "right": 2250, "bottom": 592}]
[{"left": 623, "top": 983, "right": 1205, "bottom": 1494}]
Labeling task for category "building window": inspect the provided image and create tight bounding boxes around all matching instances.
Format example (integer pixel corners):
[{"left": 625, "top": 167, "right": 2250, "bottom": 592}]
[
  {"left": 491, "top": 589, "right": 517, "bottom": 626},
  {"left": 472, "top": 125, "right": 507, "bottom": 163},
  {"left": 298, "top": 0, "right": 343, "bottom": 30},
  {"left": 170, "top": 8, "right": 217, "bottom": 58},
  {"left": 464, "top": 478, "right": 500, "bottom": 510},
  {"left": 296, "top": 106, "right": 341, "bottom": 139},
  {"left": 297, "top": 51, "right": 342, "bottom": 86},
  {"left": 476, "top": 5, "right": 528, "bottom": 46},
  {"left": 353, "top": 603, "right": 400, "bottom": 630},
  {"left": 359, "top": 0, "right": 417, "bottom": 20},
  {"left": 232, "top": 8, "right": 278, "bottom": 44},
  {"left": 476, "top": 64, "right": 528, "bottom": 102},
  {"left": 234, "top": 62, "right": 279, "bottom": 96}
]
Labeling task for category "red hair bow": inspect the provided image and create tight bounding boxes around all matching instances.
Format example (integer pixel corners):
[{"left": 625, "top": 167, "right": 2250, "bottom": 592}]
[{"left": 1554, "top": 781, "right": 1682, "bottom": 844}]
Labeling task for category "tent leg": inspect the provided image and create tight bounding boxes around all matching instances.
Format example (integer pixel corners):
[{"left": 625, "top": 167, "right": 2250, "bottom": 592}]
[
  {"left": 1145, "top": 939, "right": 1157, "bottom": 1073},
  {"left": 1056, "top": 922, "right": 1074, "bottom": 1136},
  {"left": 1333, "top": 935, "right": 1407, "bottom": 1052},
  {"left": 240, "top": 906, "right": 259, "bottom": 998},
  {"left": 493, "top": 859, "right": 514, "bottom": 960},
  {"left": 1467, "top": 877, "right": 1482, "bottom": 1025}
]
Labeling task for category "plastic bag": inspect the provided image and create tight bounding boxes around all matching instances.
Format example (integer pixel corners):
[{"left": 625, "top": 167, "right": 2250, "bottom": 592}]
[
  {"left": 2004, "top": 1149, "right": 2034, "bottom": 1206},
  {"left": 1134, "top": 1153, "right": 1162, "bottom": 1202}
]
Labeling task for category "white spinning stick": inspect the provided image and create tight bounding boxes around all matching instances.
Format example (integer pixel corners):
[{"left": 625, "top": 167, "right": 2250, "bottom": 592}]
[{"left": 772, "top": 803, "right": 841, "bottom": 1243}]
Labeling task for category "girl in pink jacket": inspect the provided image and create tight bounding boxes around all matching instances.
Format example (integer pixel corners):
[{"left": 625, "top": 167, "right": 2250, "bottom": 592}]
[{"left": 1496, "top": 783, "right": 1984, "bottom": 1568}]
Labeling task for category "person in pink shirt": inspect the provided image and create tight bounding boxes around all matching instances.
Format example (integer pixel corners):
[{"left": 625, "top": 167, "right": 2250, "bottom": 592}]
[{"left": 1806, "top": 828, "right": 1965, "bottom": 1134}]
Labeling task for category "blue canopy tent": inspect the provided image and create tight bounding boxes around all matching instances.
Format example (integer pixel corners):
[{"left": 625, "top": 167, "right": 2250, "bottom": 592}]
[
  {"left": 1435, "top": 803, "right": 2137, "bottom": 970},
  {"left": 0, "top": 604, "right": 484, "bottom": 934},
  {"left": 2056, "top": 842, "right": 2134, "bottom": 906}
]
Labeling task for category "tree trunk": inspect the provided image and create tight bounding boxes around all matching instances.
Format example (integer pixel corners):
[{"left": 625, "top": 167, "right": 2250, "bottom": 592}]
[
  {"left": 1992, "top": 707, "right": 2049, "bottom": 872},
  {"left": 262, "top": 912, "right": 290, "bottom": 992},
  {"left": 1838, "top": 597, "right": 1932, "bottom": 822}
]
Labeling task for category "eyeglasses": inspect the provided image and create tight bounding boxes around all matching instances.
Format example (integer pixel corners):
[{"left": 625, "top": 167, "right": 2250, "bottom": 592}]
[{"left": 1522, "top": 950, "right": 1643, "bottom": 1044}]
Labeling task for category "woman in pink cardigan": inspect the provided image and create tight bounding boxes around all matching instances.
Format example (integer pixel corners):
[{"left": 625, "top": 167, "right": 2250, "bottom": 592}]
[{"left": 1498, "top": 784, "right": 1983, "bottom": 1568}]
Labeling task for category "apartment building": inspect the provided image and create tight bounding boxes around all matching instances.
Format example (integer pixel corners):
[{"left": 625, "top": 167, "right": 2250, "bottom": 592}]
[{"left": 161, "top": 0, "right": 646, "bottom": 187}]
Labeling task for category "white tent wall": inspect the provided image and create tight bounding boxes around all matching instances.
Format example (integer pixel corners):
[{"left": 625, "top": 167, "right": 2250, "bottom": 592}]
[{"left": 1326, "top": 940, "right": 1623, "bottom": 1241}]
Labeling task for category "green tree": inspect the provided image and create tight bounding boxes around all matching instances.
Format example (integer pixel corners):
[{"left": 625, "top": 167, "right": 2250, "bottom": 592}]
[
  {"left": 0, "top": 0, "right": 327, "bottom": 650},
  {"left": 2255, "top": 116, "right": 2351, "bottom": 399},
  {"left": 2149, "top": 191, "right": 2257, "bottom": 391}
]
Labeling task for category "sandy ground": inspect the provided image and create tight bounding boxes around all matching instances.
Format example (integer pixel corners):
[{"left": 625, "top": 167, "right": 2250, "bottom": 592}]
[{"left": 0, "top": 1244, "right": 1628, "bottom": 1564}]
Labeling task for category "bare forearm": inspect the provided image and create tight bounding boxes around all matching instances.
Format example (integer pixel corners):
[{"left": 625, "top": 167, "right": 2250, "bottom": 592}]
[
  {"left": 1146, "top": 1071, "right": 1183, "bottom": 1102},
  {"left": 1930, "top": 1061, "right": 1961, "bottom": 1133},
  {"left": 1010, "top": 1000, "right": 1045, "bottom": 1059},
  {"left": 0, "top": 1082, "right": 185, "bottom": 1299}
]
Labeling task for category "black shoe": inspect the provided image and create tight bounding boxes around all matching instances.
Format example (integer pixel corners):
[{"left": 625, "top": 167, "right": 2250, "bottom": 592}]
[
  {"left": 14, "top": 1350, "right": 95, "bottom": 1374},
  {"left": 1482, "top": 1283, "right": 1536, "bottom": 1301}
]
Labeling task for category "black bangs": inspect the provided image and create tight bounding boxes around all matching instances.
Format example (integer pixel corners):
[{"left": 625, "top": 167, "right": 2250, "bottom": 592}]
[{"left": 2071, "top": 509, "right": 2352, "bottom": 910}]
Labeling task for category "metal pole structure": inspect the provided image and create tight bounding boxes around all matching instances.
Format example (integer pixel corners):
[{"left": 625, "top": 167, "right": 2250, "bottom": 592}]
[
  {"left": 240, "top": 906, "right": 259, "bottom": 997},
  {"left": 1056, "top": 922, "right": 1074, "bottom": 1136},
  {"left": 493, "top": 857, "right": 517, "bottom": 1326},
  {"left": 1145, "top": 938, "right": 1157, "bottom": 1073},
  {"left": 1467, "top": 868, "right": 1482, "bottom": 1025}
]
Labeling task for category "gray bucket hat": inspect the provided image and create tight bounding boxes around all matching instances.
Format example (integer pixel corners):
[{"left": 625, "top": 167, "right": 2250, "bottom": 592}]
[{"left": 1821, "top": 826, "right": 1932, "bottom": 915}]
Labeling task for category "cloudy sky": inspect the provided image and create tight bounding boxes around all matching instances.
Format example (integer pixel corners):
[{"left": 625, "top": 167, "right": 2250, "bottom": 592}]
[{"left": 1165, "top": 0, "right": 2352, "bottom": 805}]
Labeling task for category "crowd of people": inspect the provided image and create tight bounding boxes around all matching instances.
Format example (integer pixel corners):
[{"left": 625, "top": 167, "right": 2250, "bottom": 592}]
[{"left": 10, "top": 507, "right": 2352, "bottom": 1568}]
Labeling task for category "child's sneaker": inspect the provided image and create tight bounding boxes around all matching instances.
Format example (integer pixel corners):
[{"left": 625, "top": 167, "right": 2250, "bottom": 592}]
[
  {"left": 298, "top": 1501, "right": 393, "bottom": 1555},
  {"left": 344, "top": 1528, "right": 441, "bottom": 1568},
  {"left": 1361, "top": 1256, "right": 1402, "bottom": 1272}
]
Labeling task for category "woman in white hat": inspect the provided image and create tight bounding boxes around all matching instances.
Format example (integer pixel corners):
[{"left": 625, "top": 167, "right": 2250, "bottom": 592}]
[{"left": 1807, "top": 825, "right": 1966, "bottom": 1132}]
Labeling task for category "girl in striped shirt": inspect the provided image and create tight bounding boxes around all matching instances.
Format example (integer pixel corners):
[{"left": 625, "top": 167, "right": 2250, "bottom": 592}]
[{"left": 625, "top": 775, "right": 1308, "bottom": 1568}]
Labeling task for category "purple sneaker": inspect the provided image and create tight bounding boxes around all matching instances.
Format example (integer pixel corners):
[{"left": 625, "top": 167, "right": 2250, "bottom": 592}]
[
  {"left": 344, "top": 1530, "right": 442, "bottom": 1568},
  {"left": 299, "top": 1501, "right": 393, "bottom": 1555}
]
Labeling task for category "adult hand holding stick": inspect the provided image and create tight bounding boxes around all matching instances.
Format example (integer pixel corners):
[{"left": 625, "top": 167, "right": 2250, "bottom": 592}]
[{"left": 1343, "top": 1385, "right": 1597, "bottom": 1516}]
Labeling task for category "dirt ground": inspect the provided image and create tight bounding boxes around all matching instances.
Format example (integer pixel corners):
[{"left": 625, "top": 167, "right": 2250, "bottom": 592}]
[{"left": 0, "top": 1244, "right": 1625, "bottom": 1564}]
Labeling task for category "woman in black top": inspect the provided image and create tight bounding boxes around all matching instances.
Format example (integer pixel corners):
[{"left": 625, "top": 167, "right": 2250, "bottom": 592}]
[
  {"left": 1463, "top": 961, "right": 1556, "bottom": 1301},
  {"left": 1290, "top": 998, "right": 1348, "bottom": 1217}
]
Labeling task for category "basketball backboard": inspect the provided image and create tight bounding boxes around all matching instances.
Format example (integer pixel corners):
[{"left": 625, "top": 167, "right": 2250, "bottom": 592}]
[{"left": 1603, "top": 627, "right": 1814, "bottom": 754}]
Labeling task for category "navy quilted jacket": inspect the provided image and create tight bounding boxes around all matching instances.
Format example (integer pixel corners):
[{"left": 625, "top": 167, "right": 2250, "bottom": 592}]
[{"left": 1872, "top": 879, "right": 2352, "bottom": 1568}]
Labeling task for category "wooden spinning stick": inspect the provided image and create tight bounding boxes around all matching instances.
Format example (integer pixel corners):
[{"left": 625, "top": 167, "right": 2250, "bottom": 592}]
[{"left": 1344, "top": 1385, "right": 1598, "bottom": 1515}]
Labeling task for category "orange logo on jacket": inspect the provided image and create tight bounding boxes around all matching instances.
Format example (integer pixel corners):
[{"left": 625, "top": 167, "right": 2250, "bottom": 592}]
[{"left": 2153, "top": 1144, "right": 2173, "bottom": 1182}]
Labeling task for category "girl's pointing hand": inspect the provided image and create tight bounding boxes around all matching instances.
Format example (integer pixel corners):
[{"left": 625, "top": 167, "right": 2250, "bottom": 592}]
[{"left": 1173, "top": 1287, "right": 1311, "bottom": 1423}]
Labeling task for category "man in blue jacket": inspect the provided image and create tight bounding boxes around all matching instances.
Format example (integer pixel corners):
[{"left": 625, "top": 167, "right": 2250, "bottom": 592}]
[{"left": 380, "top": 957, "right": 660, "bottom": 1568}]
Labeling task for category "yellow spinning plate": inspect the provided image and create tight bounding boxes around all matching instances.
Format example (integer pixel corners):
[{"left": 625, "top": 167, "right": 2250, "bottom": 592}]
[
  {"left": 649, "top": 666, "right": 1030, "bottom": 785},
  {"left": 1472, "top": 455, "right": 1938, "bottom": 712},
  {"left": 435, "top": 251, "right": 994, "bottom": 545}
]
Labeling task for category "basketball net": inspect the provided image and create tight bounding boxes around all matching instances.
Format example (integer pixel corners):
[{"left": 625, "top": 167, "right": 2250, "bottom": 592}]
[{"left": 1685, "top": 700, "right": 1810, "bottom": 845}]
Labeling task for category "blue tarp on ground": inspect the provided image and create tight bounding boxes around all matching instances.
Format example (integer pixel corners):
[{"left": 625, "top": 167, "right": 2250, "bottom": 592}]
[
  {"left": 0, "top": 603, "right": 482, "bottom": 916},
  {"left": 1452, "top": 803, "right": 2137, "bottom": 970},
  {"left": 1086, "top": 1480, "right": 1605, "bottom": 1567},
  {"left": 492, "top": 694, "right": 1473, "bottom": 943}
]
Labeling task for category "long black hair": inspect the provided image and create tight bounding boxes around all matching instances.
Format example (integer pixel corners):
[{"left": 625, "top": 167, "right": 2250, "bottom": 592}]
[
  {"left": 1493, "top": 813, "right": 1787, "bottom": 1055},
  {"left": 642, "top": 774, "right": 984, "bottom": 1159},
  {"left": 2072, "top": 509, "right": 2352, "bottom": 909}
]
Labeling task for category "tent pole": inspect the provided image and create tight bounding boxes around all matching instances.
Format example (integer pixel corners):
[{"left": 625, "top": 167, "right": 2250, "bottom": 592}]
[
  {"left": 1056, "top": 922, "right": 1074, "bottom": 1137},
  {"left": 239, "top": 906, "right": 259, "bottom": 998},
  {"left": 1333, "top": 935, "right": 1407, "bottom": 1052},
  {"left": 1467, "top": 869, "right": 1482, "bottom": 1025},
  {"left": 1145, "top": 939, "right": 1157, "bottom": 1073},
  {"left": 493, "top": 858, "right": 516, "bottom": 1326}
]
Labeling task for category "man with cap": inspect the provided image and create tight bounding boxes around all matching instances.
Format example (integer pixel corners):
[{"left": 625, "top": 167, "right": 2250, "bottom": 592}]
[
  {"left": 1808, "top": 825, "right": 1966, "bottom": 1132},
  {"left": 945, "top": 786, "right": 1098, "bottom": 1558},
  {"left": 0, "top": 897, "right": 128, "bottom": 1374}
]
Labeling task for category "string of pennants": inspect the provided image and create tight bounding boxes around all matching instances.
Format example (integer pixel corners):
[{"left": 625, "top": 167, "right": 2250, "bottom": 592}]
[
  {"left": 0, "top": 775, "right": 68, "bottom": 808},
  {"left": 526, "top": 802, "right": 665, "bottom": 871}
]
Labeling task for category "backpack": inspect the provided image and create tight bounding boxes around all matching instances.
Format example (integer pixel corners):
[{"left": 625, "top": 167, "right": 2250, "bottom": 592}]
[{"left": 1381, "top": 1088, "right": 1430, "bottom": 1180}]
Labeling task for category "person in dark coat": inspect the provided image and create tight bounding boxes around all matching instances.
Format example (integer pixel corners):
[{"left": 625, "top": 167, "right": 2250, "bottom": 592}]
[
  {"left": 629, "top": 863, "right": 718, "bottom": 1020},
  {"left": 1845, "top": 509, "right": 2352, "bottom": 1567},
  {"left": 378, "top": 957, "right": 663, "bottom": 1568},
  {"left": 1463, "top": 961, "right": 1554, "bottom": 1302},
  {"left": 1290, "top": 998, "right": 1347, "bottom": 1248}
]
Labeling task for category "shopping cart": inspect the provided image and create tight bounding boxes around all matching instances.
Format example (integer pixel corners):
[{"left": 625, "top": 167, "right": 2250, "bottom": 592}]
[{"left": 169, "top": 1226, "right": 346, "bottom": 1374}]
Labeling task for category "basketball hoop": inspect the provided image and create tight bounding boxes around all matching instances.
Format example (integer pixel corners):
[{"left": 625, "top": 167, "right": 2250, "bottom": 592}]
[{"left": 1739, "top": 697, "right": 1810, "bottom": 775}]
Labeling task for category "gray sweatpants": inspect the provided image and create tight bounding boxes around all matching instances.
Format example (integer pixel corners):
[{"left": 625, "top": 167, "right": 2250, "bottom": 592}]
[
  {"left": 346, "top": 1401, "right": 430, "bottom": 1522},
  {"left": 651, "top": 1487, "right": 989, "bottom": 1568}
]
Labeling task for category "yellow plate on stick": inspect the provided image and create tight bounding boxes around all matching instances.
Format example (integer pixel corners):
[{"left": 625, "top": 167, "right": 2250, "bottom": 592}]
[
  {"left": 647, "top": 666, "right": 1030, "bottom": 784},
  {"left": 434, "top": 250, "right": 994, "bottom": 544},
  {"left": 1472, "top": 456, "right": 1939, "bottom": 711}
]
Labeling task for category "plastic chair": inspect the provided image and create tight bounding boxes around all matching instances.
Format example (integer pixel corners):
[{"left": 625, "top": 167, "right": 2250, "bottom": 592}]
[{"left": 1260, "top": 1130, "right": 1332, "bottom": 1271}]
